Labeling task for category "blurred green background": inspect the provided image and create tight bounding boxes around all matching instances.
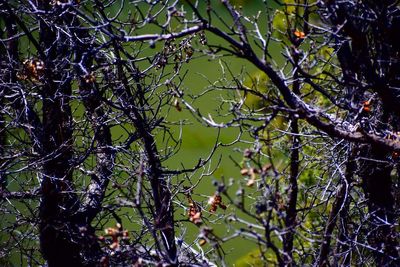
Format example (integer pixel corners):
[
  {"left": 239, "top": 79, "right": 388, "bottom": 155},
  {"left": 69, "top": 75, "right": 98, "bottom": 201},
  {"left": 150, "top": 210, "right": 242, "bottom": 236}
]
[{"left": 1, "top": 1, "right": 285, "bottom": 266}]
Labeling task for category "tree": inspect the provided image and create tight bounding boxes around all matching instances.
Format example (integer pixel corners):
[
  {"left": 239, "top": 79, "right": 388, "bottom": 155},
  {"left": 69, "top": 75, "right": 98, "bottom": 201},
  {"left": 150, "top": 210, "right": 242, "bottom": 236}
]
[{"left": 1, "top": 0, "right": 400, "bottom": 266}]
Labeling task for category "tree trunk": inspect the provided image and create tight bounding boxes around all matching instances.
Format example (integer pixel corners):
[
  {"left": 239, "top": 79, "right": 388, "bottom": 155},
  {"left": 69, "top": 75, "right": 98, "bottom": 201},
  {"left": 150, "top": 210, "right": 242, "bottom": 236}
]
[{"left": 359, "top": 146, "right": 399, "bottom": 266}]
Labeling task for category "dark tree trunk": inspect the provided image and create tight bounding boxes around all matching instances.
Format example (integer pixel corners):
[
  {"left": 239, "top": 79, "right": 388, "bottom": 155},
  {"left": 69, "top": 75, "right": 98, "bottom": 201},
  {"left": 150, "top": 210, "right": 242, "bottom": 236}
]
[
  {"left": 359, "top": 146, "right": 399, "bottom": 266},
  {"left": 37, "top": 3, "right": 89, "bottom": 266},
  {"left": 323, "top": 2, "right": 400, "bottom": 265}
]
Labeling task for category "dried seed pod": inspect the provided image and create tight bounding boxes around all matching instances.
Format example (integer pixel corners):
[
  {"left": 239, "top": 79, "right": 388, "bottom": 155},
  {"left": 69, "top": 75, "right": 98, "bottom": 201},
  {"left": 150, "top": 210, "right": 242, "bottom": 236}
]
[
  {"left": 18, "top": 58, "right": 45, "bottom": 81},
  {"left": 199, "top": 238, "right": 207, "bottom": 246},
  {"left": 83, "top": 73, "right": 96, "bottom": 84},
  {"left": 187, "top": 195, "right": 202, "bottom": 225},
  {"left": 208, "top": 194, "right": 226, "bottom": 213},
  {"left": 104, "top": 223, "right": 129, "bottom": 250},
  {"left": 173, "top": 98, "right": 182, "bottom": 112},
  {"left": 240, "top": 168, "right": 249, "bottom": 176},
  {"left": 246, "top": 178, "right": 255, "bottom": 187}
]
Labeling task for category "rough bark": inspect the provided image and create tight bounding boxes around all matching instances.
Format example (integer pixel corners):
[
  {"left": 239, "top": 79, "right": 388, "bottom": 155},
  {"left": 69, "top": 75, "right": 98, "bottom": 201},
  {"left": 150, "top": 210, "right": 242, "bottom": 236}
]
[
  {"left": 37, "top": 3, "right": 89, "bottom": 266},
  {"left": 359, "top": 146, "right": 399, "bottom": 266}
]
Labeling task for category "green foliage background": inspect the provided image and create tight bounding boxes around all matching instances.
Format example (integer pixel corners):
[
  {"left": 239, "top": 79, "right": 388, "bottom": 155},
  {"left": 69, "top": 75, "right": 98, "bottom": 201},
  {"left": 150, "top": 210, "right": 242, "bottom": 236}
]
[{"left": 1, "top": 1, "right": 334, "bottom": 266}]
